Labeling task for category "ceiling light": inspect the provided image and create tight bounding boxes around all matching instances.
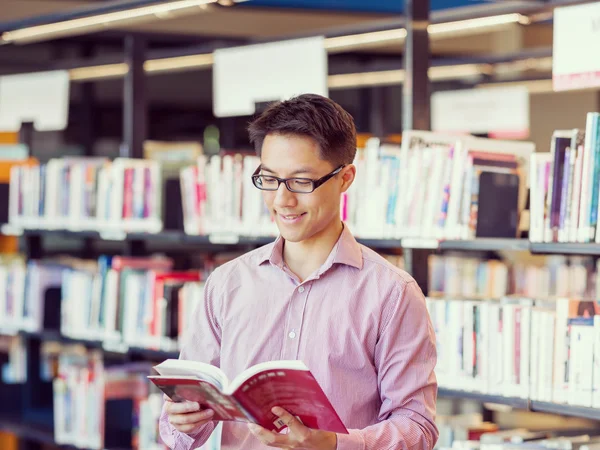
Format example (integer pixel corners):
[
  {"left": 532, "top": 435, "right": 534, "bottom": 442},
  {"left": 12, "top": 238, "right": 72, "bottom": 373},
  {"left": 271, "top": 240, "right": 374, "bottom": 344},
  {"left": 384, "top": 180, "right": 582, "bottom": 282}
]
[
  {"left": 144, "top": 53, "right": 214, "bottom": 73},
  {"left": 1, "top": 0, "right": 218, "bottom": 44},
  {"left": 69, "top": 63, "right": 129, "bottom": 81},
  {"left": 323, "top": 13, "right": 529, "bottom": 52},
  {"left": 328, "top": 70, "right": 405, "bottom": 89},
  {"left": 428, "top": 13, "right": 530, "bottom": 37},
  {"left": 429, "top": 64, "right": 490, "bottom": 81},
  {"left": 324, "top": 29, "right": 407, "bottom": 54}
]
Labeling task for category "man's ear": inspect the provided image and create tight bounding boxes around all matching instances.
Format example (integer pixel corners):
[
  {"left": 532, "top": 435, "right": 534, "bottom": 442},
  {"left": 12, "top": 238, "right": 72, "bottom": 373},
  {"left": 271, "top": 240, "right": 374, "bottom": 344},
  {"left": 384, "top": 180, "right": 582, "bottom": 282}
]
[{"left": 340, "top": 164, "right": 356, "bottom": 193}]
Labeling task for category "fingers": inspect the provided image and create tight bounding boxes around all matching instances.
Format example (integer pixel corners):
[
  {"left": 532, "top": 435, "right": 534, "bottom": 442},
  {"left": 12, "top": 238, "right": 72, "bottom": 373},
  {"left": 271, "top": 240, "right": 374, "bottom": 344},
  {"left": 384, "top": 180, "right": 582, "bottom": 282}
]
[
  {"left": 248, "top": 424, "right": 286, "bottom": 447},
  {"left": 271, "top": 407, "right": 306, "bottom": 435},
  {"left": 168, "top": 409, "right": 214, "bottom": 426},
  {"left": 168, "top": 409, "right": 215, "bottom": 434},
  {"left": 165, "top": 400, "right": 200, "bottom": 414}
]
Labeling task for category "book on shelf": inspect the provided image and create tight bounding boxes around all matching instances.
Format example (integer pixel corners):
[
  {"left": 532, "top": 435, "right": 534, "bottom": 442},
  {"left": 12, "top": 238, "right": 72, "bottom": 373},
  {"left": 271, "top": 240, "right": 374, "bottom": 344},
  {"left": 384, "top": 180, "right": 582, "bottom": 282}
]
[
  {"left": 148, "top": 359, "right": 349, "bottom": 434},
  {"left": 530, "top": 112, "right": 600, "bottom": 244},
  {"left": 178, "top": 131, "right": 533, "bottom": 241}
]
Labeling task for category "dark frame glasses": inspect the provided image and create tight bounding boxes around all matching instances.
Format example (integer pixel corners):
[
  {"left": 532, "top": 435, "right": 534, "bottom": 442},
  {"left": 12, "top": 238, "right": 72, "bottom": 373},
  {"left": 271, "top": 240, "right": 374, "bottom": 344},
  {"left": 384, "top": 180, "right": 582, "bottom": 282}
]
[{"left": 251, "top": 165, "right": 346, "bottom": 194}]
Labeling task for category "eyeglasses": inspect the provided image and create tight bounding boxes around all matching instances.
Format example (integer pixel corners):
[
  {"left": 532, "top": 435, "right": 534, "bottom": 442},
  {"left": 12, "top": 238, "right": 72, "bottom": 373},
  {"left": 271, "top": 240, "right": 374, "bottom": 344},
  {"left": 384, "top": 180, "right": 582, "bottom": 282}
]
[{"left": 251, "top": 165, "right": 346, "bottom": 194}]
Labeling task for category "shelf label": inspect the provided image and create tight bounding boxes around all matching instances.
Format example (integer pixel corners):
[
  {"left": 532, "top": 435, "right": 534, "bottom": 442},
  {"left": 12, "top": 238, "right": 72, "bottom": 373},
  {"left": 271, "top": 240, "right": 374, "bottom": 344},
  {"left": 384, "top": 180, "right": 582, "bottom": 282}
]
[
  {"left": 401, "top": 238, "right": 439, "bottom": 249},
  {"left": 213, "top": 36, "right": 328, "bottom": 117},
  {"left": 209, "top": 233, "right": 240, "bottom": 245},
  {"left": 432, "top": 86, "right": 529, "bottom": 138},
  {"left": 0, "top": 224, "right": 22, "bottom": 236},
  {"left": 0, "top": 71, "right": 70, "bottom": 132},
  {"left": 99, "top": 230, "right": 127, "bottom": 241},
  {"left": 553, "top": 3, "right": 600, "bottom": 91},
  {"left": 102, "top": 340, "right": 129, "bottom": 354}
]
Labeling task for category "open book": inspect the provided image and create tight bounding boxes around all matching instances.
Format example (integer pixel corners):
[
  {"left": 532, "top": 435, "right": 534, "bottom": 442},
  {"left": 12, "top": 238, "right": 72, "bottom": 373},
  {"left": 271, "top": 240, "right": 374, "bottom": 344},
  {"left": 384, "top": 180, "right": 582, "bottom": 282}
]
[{"left": 148, "top": 359, "right": 348, "bottom": 434}]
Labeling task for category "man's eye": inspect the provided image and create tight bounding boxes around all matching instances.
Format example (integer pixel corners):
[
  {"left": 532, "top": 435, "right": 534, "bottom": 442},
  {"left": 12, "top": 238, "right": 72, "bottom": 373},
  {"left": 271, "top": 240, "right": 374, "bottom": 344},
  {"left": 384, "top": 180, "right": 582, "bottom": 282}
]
[
  {"left": 294, "top": 180, "right": 311, "bottom": 186},
  {"left": 262, "top": 177, "right": 277, "bottom": 183}
]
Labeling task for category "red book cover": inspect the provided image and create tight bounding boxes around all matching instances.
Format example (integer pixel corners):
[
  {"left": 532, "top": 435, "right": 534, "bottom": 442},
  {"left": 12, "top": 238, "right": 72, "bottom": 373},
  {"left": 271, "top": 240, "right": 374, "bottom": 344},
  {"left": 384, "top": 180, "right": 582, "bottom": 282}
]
[{"left": 149, "top": 360, "right": 348, "bottom": 434}]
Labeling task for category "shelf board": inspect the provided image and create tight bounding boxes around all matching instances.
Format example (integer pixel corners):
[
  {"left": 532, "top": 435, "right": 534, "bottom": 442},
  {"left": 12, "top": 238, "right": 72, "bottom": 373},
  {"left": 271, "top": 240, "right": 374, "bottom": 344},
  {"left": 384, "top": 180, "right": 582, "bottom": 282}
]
[
  {"left": 19, "top": 228, "right": 600, "bottom": 256},
  {"left": 530, "top": 242, "right": 600, "bottom": 256},
  {"left": 0, "top": 418, "right": 57, "bottom": 447},
  {"left": 438, "top": 390, "right": 600, "bottom": 421},
  {"left": 19, "top": 330, "right": 177, "bottom": 360},
  {"left": 440, "top": 238, "right": 530, "bottom": 252},
  {"left": 530, "top": 401, "right": 600, "bottom": 421},
  {"left": 437, "top": 388, "right": 529, "bottom": 409}
]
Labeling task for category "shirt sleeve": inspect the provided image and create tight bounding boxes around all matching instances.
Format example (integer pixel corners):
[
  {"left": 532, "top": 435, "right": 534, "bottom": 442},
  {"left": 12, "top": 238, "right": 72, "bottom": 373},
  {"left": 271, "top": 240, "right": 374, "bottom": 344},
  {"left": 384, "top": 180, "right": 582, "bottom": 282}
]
[
  {"left": 336, "top": 280, "right": 439, "bottom": 450},
  {"left": 158, "top": 271, "right": 223, "bottom": 450}
]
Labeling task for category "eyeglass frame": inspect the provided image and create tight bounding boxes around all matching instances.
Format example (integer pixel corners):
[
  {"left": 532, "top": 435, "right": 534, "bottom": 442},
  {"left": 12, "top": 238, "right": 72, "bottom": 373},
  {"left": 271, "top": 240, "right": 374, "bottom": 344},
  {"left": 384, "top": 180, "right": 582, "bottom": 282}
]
[{"left": 251, "top": 164, "right": 347, "bottom": 194}]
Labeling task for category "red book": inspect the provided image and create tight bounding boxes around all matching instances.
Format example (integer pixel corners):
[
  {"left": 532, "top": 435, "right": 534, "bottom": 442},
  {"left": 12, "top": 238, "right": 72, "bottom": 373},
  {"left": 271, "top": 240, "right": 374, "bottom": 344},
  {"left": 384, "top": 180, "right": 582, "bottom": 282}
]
[{"left": 148, "top": 359, "right": 348, "bottom": 434}]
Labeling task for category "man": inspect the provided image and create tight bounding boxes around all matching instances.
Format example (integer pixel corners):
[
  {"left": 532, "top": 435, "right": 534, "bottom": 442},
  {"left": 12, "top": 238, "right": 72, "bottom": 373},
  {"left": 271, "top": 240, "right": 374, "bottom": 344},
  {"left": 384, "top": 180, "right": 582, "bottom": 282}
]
[{"left": 160, "top": 94, "right": 438, "bottom": 450}]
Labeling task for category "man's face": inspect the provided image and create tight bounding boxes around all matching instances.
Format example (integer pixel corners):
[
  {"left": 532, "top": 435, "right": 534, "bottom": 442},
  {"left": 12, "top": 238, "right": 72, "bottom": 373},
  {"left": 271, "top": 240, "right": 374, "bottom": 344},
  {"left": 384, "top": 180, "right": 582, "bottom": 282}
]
[{"left": 259, "top": 133, "right": 352, "bottom": 243}]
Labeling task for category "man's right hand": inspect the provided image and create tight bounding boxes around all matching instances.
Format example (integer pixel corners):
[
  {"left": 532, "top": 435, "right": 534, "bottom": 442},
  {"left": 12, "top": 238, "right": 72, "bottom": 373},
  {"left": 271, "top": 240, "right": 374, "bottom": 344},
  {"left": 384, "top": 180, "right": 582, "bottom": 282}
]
[{"left": 164, "top": 395, "right": 215, "bottom": 435}]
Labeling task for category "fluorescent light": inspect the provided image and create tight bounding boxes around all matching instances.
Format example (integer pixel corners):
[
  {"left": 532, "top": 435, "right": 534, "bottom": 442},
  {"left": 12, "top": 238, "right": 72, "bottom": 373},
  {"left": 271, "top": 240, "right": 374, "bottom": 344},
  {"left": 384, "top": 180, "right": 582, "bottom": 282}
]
[
  {"left": 1, "top": 0, "right": 217, "bottom": 44},
  {"left": 476, "top": 79, "right": 600, "bottom": 95},
  {"left": 477, "top": 79, "right": 553, "bottom": 94},
  {"left": 69, "top": 63, "right": 129, "bottom": 81},
  {"left": 323, "top": 13, "right": 529, "bottom": 52},
  {"left": 429, "top": 13, "right": 530, "bottom": 37},
  {"left": 429, "top": 63, "right": 490, "bottom": 81},
  {"left": 324, "top": 29, "right": 407, "bottom": 54},
  {"left": 144, "top": 53, "right": 214, "bottom": 73},
  {"left": 328, "top": 63, "right": 491, "bottom": 89},
  {"left": 493, "top": 57, "right": 553, "bottom": 78},
  {"left": 328, "top": 70, "right": 404, "bottom": 89}
]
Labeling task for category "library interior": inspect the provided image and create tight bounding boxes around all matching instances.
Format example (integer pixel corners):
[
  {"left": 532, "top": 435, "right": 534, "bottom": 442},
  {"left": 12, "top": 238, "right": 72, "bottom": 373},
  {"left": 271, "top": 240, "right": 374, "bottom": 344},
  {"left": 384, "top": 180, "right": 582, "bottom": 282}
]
[{"left": 1, "top": 0, "right": 600, "bottom": 449}]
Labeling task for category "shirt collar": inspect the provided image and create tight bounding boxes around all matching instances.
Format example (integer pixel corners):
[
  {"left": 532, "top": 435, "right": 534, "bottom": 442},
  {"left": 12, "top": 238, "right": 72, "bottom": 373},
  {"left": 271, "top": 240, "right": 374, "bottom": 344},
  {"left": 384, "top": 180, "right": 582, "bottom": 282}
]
[{"left": 256, "top": 225, "right": 363, "bottom": 271}]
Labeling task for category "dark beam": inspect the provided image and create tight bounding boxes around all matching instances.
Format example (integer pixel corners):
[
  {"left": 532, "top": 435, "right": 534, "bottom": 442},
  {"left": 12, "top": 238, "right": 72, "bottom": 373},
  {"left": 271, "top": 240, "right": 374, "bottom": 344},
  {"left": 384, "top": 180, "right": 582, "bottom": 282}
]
[
  {"left": 122, "top": 34, "right": 146, "bottom": 159},
  {"left": 402, "top": 0, "right": 431, "bottom": 294},
  {"left": 403, "top": 0, "right": 430, "bottom": 131}
]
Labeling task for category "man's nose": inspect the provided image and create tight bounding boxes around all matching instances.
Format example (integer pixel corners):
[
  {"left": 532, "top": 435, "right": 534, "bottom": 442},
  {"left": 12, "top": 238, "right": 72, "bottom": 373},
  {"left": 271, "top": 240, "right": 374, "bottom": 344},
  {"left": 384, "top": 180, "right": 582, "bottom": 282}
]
[{"left": 273, "top": 181, "right": 297, "bottom": 206}]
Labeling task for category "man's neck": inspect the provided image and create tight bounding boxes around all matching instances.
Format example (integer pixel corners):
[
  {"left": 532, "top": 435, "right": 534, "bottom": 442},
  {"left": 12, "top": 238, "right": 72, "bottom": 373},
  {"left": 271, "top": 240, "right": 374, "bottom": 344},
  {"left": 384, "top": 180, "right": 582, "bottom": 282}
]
[{"left": 282, "top": 221, "right": 344, "bottom": 283}]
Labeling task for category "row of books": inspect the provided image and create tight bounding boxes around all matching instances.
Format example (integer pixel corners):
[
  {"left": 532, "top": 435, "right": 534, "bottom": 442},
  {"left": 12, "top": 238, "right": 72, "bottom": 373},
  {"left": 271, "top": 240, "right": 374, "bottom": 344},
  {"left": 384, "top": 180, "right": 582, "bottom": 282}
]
[
  {"left": 426, "top": 296, "right": 600, "bottom": 407},
  {"left": 0, "top": 255, "right": 208, "bottom": 353},
  {"left": 8, "top": 157, "right": 163, "bottom": 234},
  {"left": 429, "top": 254, "right": 599, "bottom": 300},
  {"left": 530, "top": 112, "right": 600, "bottom": 243},
  {"left": 48, "top": 345, "right": 157, "bottom": 450},
  {"left": 442, "top": 427, "right": 600, "bottom": 450},
  {"left": 181, "top": 131, "right": 534, "bottom": 240}
]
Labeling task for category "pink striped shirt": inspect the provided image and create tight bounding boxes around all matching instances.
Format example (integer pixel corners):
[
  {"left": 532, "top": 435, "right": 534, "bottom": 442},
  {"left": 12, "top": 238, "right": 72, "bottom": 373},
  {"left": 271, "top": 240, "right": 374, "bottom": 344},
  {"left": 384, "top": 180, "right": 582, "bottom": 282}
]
[{"left": 160, "top": 226, "right": 438, "bottom": 450}]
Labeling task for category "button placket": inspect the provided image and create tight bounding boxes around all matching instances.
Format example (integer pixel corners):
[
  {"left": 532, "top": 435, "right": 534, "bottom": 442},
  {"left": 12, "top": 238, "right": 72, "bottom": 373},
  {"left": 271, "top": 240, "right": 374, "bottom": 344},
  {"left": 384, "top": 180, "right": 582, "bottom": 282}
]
[{"left": 283, "top": 283, "right": 310, "bottom": 359}]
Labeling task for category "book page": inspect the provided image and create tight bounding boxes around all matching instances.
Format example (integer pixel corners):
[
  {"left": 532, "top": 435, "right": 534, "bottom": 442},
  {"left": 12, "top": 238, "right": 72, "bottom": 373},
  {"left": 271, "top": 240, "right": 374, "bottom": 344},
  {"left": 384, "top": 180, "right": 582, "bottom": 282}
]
[{"left": 153, "top": 359, "right": 228, "bottom": 391}]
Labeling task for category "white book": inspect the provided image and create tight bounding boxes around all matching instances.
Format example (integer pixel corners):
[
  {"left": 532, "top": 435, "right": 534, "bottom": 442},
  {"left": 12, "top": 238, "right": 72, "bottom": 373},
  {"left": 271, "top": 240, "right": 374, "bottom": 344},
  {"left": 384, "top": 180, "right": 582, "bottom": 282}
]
[
  {"left": 578, "top": 113, "right": 599, "bottom": 242},
  {"left": 570, "top": 146, "right": 584, "bottom": 242},
  {"left": 568, "top": 321, "right": 594, "bottom": 407},
  {"left": 530, "top": 309, "right": 541, "bottom": 400},
  {"left": 593, "top": 315, "right": 600, "bottom": 408},
  {"left": 552, "top": 298, "right": 570, "bottom": 404}
]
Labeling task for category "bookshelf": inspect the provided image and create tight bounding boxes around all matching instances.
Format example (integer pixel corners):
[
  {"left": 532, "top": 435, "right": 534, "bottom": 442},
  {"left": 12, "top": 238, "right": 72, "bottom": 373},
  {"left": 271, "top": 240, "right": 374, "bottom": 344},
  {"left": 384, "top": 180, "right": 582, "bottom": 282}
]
[
  {"left": 2, "top": 1, "right": 600, "bottom": 450},
  {"left": 438, "top": 390, "right": 600, "bottom": 421}
]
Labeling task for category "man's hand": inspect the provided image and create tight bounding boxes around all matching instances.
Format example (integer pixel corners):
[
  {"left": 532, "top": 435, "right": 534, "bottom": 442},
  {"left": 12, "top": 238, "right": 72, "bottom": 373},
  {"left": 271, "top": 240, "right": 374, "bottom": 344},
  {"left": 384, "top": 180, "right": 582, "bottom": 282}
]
[
  {"left": 164, "top": 395, "right": 215, "bottom": 435},
  {"left": 248, "top": 407, "right": 337, "bottom": 449}
]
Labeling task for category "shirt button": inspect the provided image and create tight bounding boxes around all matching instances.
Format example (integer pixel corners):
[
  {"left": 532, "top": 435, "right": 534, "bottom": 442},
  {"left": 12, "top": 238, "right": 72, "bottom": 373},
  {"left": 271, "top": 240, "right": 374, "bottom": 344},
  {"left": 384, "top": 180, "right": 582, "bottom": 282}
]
[
  {"left": 288, "top": 331, "right": 296, "bottom": 339},
  {"left": 298, "top": 286, "right": 305, "bottom": 293}
]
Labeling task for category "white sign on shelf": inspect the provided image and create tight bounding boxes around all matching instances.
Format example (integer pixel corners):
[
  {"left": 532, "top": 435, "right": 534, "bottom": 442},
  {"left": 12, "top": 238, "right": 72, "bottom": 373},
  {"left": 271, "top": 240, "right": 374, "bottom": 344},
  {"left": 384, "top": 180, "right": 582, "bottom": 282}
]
[
  {"left": 553, "top": 3, "right": 600, "bottom": 91},
  {"left": 213, "top": 36, "right": 328, "bottom": 118},
  {"left": 0, "top": 70, "right": 70, "bottom": 132},
  {"left": 431, "top": 86, "right": 530, "bottom": 138}
]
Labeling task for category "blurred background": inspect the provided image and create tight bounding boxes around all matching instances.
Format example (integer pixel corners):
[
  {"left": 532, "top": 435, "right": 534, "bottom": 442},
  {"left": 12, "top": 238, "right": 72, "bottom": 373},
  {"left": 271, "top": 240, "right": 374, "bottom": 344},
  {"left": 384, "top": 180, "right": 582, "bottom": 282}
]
[{"left": 1, "top": 0, "right": 600, "bottom": 449}]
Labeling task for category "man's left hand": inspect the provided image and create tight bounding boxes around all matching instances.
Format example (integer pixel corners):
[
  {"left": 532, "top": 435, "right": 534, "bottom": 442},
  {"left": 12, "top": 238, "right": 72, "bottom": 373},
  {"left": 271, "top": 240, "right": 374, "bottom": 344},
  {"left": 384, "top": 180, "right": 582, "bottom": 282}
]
[{"left": 247, "top": 407, "right": 337, "bottom": 449}]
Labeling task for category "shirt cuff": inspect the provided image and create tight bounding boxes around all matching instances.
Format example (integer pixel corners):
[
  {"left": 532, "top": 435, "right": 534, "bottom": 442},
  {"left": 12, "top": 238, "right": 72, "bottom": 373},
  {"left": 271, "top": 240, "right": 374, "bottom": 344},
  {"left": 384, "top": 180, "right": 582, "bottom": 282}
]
[
  {"left": 336, "top": 430, "right": 365, "bottom": 450},
  {"left": 172, "top": 421, "right": 216, "bottom": 449}
]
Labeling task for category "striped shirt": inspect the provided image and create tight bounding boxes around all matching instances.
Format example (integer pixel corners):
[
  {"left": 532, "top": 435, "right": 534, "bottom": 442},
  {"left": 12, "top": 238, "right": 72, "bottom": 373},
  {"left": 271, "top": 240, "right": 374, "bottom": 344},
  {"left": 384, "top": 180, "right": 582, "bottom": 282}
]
[{"left": 159, "top": 225, "right": 438, "bottom": 450}]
